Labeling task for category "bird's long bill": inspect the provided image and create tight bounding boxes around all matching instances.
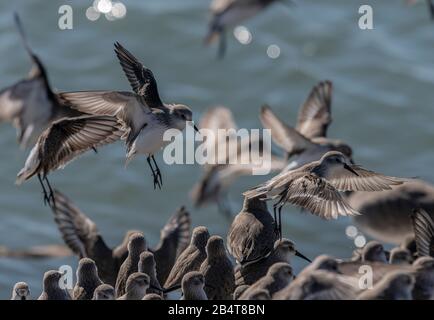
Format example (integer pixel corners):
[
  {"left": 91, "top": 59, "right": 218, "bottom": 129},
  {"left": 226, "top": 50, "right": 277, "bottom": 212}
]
[
  {"left": 343, "top": 164, "right": 359, "bottom": 176},
  {"left": 193, "top": 124, "right": 199, "bottom": 132},
  {"left": 295, "top": 250, "right": 312, "bottom": 263}
]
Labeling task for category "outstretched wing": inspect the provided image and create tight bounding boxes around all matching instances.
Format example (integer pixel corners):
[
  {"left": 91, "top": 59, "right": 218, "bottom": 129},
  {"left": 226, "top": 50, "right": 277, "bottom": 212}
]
[
  {"left": 40, "top": 115, "right": 123, "bottom": 172},
  {"left": 279, "top": 174, "right": 360, "bottom": 219},
  {"left": 320, "top": 165, "right": 406, "bottom": 192},
  {"left": 296, "top": 81, "right": 333, "bottom": 139},
  {"left": 411, "top": 208, "right": 434, "bottom": 257},
  {"left": 114, "top": 42, "right": 163, "bottom": 108},
  {"left": 51, "top": 190, "right": 102, "bottom": 258},
  {"left": 260, "top": 105, "right": 315, "bottom": 155}
]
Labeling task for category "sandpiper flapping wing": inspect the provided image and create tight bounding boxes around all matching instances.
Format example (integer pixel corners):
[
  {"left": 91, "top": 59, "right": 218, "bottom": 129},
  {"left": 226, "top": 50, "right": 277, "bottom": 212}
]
[
  {"left": 59, "top": 42, "right": 197, "bottom": 190},
  {"left": 0, "top": 13, "right": 82, "bottom": 148},
  {"left": 244, "top": 151, "right": 407, "bottom": 236}
]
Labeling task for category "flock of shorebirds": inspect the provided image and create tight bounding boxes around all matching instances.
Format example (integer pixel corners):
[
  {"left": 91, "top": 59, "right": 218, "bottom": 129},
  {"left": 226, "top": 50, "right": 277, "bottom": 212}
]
[{"left": 2, "top": 1, "right": 434, "bottom": 300}]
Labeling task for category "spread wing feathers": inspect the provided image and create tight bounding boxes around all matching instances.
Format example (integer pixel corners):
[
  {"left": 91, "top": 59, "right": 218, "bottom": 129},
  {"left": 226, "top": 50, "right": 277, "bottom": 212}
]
[
  {"left": 50, "top": 190, "right": 99, "bottom": 258},
  {"left": 296, "top": 81, "right": 333, "bottom": 139},
  {"left": 411, "top": 208, "right": 434, "bottom": 257},
  {"left": 278, "top": 175, "right": 360, "bottom": 219},
  {"left": 40, "top": 115, "right": 123, "bottom": 173},
  {"left": 159, "top": 206, "right": 192, "bottom": 258},
  {"left": 57, "top": 91, "right": 133, "bottom": 116},
  {"left": 260, "top": 105, "right": 315, "bottom": 154},
  {"left": 114, "top": 42, "right": 163, "bottom": 107},
  {"left": 321, "top": 165, "right": 406, "bottom": 192}
]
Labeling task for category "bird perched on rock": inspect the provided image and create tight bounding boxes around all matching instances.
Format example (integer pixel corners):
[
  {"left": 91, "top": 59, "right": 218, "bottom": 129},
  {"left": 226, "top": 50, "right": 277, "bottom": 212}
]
[
  {"left": 199, "top": 235, "right": 235, "bottom": 299},
  {"left": 73, "top": 258, "right": 103, "bottom": 300}
]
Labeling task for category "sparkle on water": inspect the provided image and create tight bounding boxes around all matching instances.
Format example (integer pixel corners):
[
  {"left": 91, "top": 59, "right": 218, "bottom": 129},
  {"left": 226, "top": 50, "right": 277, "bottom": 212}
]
[
  {"left": 96, "top": 0, "right": 113, "bottom": 14},
  {"left": 267, "top": 44, "right": 281, "bottom": 59},
  {"left": 111, "top": 2, "right": 127, "bottom": 19},
  {"left": 233, "top": 26, "right": 252, "bottom": 45},
  {"left": 354, "top": 235, "right": 367, "bottom": 248},
  {"left": 345, "top": 225, "right": 358, "bottom": 239},
  {"left": 85, "top": 7, "right": 101, "bottom": 22}
]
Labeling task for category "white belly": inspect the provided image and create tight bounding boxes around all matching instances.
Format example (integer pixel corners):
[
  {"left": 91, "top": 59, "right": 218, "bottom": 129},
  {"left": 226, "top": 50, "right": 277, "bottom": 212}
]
[{"left": 131, "top": 123, "right": 173, "bottom": 156}]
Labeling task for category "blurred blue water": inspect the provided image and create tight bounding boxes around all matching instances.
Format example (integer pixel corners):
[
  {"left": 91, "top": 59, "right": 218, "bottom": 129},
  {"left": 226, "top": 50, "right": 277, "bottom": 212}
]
[{"left": 0, "top": 0, "right": 433, "bottom": 298}]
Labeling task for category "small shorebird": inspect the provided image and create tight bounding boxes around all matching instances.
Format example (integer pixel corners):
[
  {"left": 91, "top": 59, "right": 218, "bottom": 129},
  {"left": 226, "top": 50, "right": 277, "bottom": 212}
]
[
  {"left": 238, "top": 262, "right": 293, "bottom": 299},
  {"left": 164, "top": 226, "right": 210, "bottom": 289},
  {"left": 117, "top": 273, "right": 150, "bottom": 300},
  {"left": 138, "top": 251, "right": 163, "bottom": 296},
  {"left": 115, "top": 233, "right": 147, "bottom": 297},
  {"left": 92, "top": 284, "right": 115, "bottom": 300},
  {"left": 412, "top": 256, "right": 434, "bottom": 299},
  {"left": 274, "top": 270, "right": 359, "bottom": 300},
  {"left": 205, "top": 0, "right": 279, "bottom": 58},
  {"left": 260, "top": 81, "right": 353, "bottom": 171},
  {"left": 411, "top": 208, "right": 434, "bottom": 257},
  {"left": 73, "top": 258, "right": 104, "bottom": 300},
  {"left": 389, "top": 247, "right": 413, "bottom": 265},
  {"left": 357, "top": 271, "right": 415, "bottom": 300},
  {"left": 227, "top": 196, "right": 279, "bottom": 266},
  {"left": 235, "top": 238, "right": 310, "bottom": 286},
  {"left": 50, "top": 190, "right": 191, "bottom": 286},
  {"left": 199, "top": 235, "right": 235, "bottom": 300},
  {"left": 16, "top": 115, "right": 123, "bottom": 205},
  {"left": 244, "top": 151, "right": 406, "bottom": 236},
  {"left": 59, "top": 42, "right": 198, "bottom": 189},
  {"left": 361, "top": 241, "right": 388, "bottom": 263},
  {"left": 181, "top": 271, "right": 208, "bottom": 300},
  {"left": 191, "top": 106, "right": 286, "bottom": 217},
  {"left": 0, "top": 13, "right": 81, "bottom": 148},
  {"left": 348, "top": 180, "right": 434, "bottom": 244},
  {"left": 11, "top": 282, "right": 31, "bottom": 300},
  {"left": 38, "top": 270, "right": 71, "bottom": 300}
]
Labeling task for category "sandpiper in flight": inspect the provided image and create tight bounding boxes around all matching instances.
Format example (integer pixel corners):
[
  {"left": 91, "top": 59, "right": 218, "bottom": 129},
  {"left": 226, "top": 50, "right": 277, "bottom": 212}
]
[
  {"left": 58, "top": 42, "right": 199, "bottom": 189},
  {"left": 0, "top": 13, "right": 82, "bottom": 148},
  {"left": 244, "top": 151, "right": 407, "bottom": 236}
]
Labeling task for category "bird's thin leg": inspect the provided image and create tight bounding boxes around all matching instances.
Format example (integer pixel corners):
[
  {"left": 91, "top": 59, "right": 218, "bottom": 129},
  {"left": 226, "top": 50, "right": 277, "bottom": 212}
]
[
  {"left": 217, "top": 29, "right": 227, "bottom": 59},
  {"left": 44, "top": 176, "right": 56, "bottom": 208},
  {"left": 273, "top": 204, "right": 280, "bottom": 236},
  {"left": 147, "top": 156, "right": 161, "bottom": 190},
  {"left": 278, "top": 206, "right": 283, "bottom": 240},
  {"left": 37, "top": 174, "right": 50, "bottom": 206},
  {"left": 151, "top": 155, "right": 162, "bottom": 188}
]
